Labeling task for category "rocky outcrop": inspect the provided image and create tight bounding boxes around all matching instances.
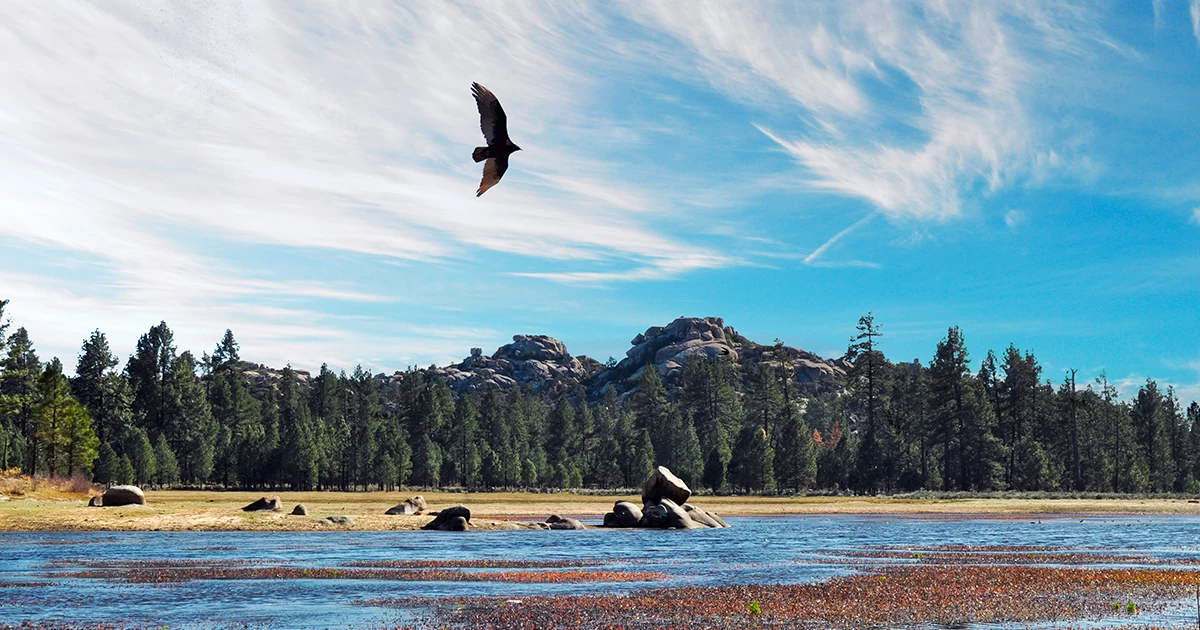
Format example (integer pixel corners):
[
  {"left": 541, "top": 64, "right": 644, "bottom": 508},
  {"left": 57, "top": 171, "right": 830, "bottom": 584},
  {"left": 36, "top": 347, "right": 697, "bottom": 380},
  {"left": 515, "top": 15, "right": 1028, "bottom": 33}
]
[
  {"left": 385, "top": 496, "right": 427, "bottom": 515},
  {"left": 242, "top": 496, "right": 282, "bottom": 512},
  {"left": 423, "top": 505, "right": 472, "bottom": 531},
  {"left": 290, "top": 504, "right": 307, "bottom": 516},
  {"left": 321, "top": 515, "right": 354, "bottom": 526},
  {"left": 100, "top": 485, "right": 146, "bottom": 507},
  {"left": 427, "top": 335, "right": 600, "bottom": 396},
  {"left": 602, "top": 466, "right": 729, "bottom": 530},
  {"left": 591, "top": 318, "right": 737, "bottom": 397},
  {"left": 642, "top": 466, "right": 691, "bottom": 506}
]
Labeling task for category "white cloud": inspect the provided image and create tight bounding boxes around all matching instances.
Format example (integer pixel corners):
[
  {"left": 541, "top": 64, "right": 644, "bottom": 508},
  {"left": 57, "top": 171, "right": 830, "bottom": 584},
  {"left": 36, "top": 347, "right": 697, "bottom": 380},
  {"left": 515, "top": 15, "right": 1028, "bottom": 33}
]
[
  {"left": 633, "top": 1, "right": 1108, "bottom": 222},
  {"left": 1005, "top": 210, "right": 1027, "bottom": 229},
  {"left": 1191, "top": 207, "right": 1200, "bottom": 225},
  {"left": 1192, "top": 0, "right": 1200, "bottom": 46},
  {"left": 0, "top": 1, "right": 732, "bottom": 368},
  {"left": 804, "top": 212, "right": 876, "bottom": 265}
]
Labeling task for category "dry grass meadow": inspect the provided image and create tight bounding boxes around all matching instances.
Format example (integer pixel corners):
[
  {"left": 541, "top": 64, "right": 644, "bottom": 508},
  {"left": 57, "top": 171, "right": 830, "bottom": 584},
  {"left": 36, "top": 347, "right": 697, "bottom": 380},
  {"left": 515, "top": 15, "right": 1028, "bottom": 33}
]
[{"left": 4, "top": 474, "right": 1200, "bottom": 532}]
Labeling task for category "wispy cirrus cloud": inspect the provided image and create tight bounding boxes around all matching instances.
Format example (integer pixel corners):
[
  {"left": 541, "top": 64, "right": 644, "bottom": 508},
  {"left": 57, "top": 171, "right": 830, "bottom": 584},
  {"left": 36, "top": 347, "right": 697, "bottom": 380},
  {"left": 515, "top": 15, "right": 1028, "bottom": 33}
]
[
  {"left": 631, "top": 1, "right": 1109, "bottom": 222},
  {"left": 0, "top": 0, "right": 728, "bottom": 367},
  {"left": 1192, "top": 0, "right": 1200, "bottom": 45}
]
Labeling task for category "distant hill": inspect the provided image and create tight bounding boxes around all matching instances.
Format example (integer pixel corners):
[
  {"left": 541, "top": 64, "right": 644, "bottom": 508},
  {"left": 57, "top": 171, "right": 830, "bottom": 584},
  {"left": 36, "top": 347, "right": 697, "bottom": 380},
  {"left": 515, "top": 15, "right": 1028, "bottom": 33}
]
[{"left": 238, "top": 316, "right": 849, "bottom": 400}]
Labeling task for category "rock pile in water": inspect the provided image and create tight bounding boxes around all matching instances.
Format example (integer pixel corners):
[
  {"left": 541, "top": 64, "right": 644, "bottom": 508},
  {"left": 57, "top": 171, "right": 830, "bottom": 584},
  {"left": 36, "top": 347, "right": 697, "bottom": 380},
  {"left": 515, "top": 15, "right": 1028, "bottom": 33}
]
[{"left": 602, "top": 466, "right": 729, "bottom": 530}]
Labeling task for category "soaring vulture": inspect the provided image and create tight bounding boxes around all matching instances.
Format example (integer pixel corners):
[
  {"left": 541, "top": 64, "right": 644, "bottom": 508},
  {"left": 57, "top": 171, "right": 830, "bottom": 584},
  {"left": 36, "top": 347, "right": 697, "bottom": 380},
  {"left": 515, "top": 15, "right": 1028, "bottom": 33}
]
[{"left": 471, "top": 82, "right": 521, "bottom": 197}]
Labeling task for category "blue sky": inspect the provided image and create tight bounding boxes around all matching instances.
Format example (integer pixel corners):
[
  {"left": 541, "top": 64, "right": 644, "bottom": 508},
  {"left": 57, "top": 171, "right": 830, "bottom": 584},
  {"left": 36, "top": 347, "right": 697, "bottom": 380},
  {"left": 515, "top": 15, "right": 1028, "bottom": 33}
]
[{"left": 1, "top": 1, "right": 1198, "bottom": 404}]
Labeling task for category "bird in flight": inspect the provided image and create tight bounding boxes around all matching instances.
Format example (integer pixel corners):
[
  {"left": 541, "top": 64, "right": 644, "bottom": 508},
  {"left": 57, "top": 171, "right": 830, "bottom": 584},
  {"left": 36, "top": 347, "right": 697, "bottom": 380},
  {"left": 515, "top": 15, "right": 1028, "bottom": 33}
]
[{"left": 471, "top": 82, "right": 521, "bottom": 197}]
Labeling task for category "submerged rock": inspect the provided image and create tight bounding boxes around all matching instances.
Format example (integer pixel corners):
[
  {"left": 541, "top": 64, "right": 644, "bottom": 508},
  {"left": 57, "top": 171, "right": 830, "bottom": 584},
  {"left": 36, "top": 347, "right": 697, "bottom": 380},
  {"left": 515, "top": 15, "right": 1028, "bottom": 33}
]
[
  {"left": 549, "top": 517, "right": 585, "bottom": 530},
  {"left": 682, "top": 503, "right": 727, "bottom": 528}
]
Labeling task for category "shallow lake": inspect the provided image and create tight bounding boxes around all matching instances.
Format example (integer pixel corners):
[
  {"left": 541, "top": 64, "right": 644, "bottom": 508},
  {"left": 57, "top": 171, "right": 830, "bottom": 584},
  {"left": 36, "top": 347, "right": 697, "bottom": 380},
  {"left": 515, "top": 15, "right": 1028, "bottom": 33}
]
[{"left": 5, "top": 514, "right": 1200, "bottom": 628}]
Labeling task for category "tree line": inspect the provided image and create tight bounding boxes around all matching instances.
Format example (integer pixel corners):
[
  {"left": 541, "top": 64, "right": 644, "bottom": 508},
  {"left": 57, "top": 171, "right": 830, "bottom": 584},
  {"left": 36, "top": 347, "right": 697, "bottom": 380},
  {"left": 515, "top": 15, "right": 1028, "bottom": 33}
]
[{"left": 1, "top": 300, "right": 1197, "bottom": 494}]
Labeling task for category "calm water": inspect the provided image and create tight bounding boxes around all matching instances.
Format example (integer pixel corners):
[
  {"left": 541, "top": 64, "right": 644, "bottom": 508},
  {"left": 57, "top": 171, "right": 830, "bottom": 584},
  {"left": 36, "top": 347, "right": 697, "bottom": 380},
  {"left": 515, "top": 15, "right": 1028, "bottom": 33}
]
[{"left": 5, "top": 515, "right": 1200, "bottom": 628}]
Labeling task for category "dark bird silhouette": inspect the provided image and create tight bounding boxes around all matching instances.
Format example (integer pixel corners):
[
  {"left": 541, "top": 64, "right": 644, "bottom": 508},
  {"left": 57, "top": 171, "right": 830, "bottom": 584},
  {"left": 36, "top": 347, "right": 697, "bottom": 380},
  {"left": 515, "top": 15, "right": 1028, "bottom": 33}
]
[{"left": 471, "top": 82, "right": 521, "bottom": 197}]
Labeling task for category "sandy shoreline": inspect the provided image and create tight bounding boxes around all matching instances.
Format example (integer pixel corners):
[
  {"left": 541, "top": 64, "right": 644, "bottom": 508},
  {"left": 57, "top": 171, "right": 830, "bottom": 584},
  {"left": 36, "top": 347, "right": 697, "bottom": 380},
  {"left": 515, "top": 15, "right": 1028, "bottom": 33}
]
[{"left": 2, "top": 490, "right": 1200, "bottom": 532}]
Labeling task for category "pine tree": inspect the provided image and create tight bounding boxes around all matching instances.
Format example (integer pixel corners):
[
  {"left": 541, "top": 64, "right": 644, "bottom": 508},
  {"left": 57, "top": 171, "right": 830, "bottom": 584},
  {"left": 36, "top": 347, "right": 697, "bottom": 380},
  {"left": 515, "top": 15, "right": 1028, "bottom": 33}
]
[
  {"left": 680, "top": 357, "right": 742, "bottom": 483},
  {"left": 731, "top": 426, "right": 775, "bottom": 492},
  {"left": 72, "top": 330, "right": 123, "bottom": 444},
  {"left": 449, "top": 396, "right": 480, "bottom": 487},
  {"left": 928, "top": 327, "right": 970, "bottom": 491},
  {"left": 125, "top": 321, "right": 177, "bottom": 438},
  {"left": 94, "top": 442, "right": 117, "bottom": 486},
  {"left": 168, "top": 352, "right": 216, "bottom": 483},
  {"left": 61, "top": 399, "right": 99, "bottom": 478},
  {"left": 278, "top": 366, "right": 318, "bottom": 489},
  {"left": 153, "top": 433, "right": 180, "bottom": 486},
  {"left": 628, "top": 427, "right": 655, "bottom": 487},
  {"left": 1131, "top": 380, "right": 1174, "bottom": 492},
  {"left": 121, "top": 426, "right": 156, "bottom": 487},
  {"left": 34, "top": 359, "right": 77, "bottom": 475},
  {"left": 114, "top": 454, "right": 135, "bottom": 486},
  {"left": 412, "top": 432, "right": 441, "bottom": 487},
  {"left": 631, "top": 366, "right": 670, "bottom": 464},
  {"left": 774, "top": 412, "right": 816, "bottom": 492},
  {"left": 1, "top": 327, "right": 40, "bottom": 473}
]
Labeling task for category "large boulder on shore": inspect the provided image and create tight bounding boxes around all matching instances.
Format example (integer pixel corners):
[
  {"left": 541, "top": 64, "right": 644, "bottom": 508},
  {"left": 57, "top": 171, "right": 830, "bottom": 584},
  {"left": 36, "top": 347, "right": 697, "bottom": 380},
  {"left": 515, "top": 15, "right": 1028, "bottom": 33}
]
[
  {"left": 290, "top": 504, "right": 308, "bottom": 516},
  {"left": 423, "top": 505, "right": 471, "bottom": 531},
  {"left": 242, "top": 496, "right": 282, "bottom": 512},
  {"left": 100, "top": 485, "right": 146, "bottom": 507},
  {"left": 613, "top": 501, "right": 643, "bottom": 527},
  {"left": 641, "top": 466, "right": 691, "bottom": 506},
  {"left": 385, "top": 496, "right": 427, "bottom": 515}
]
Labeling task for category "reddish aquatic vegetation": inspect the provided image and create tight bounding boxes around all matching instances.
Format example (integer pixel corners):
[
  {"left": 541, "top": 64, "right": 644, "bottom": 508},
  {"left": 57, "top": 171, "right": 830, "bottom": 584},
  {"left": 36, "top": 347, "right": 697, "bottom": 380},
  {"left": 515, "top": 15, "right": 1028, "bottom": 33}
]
[
  {"left": 45, "top": 558, "right": 263, "bottom": 569},
  {"left": 344, "top": 559, "right": 611, "bottom": 569},
  {"left": 384, "top": 566, "right": 1200, "bottom": 629},
  {"left": 56, "top": 566, "right": 667, "bottom": 585},
  {"left": 869, "top": 543, "right": 1062, "bottom": 551},
  {"left": 821, "top": 549, "right": 1179, "bottom": 566}
]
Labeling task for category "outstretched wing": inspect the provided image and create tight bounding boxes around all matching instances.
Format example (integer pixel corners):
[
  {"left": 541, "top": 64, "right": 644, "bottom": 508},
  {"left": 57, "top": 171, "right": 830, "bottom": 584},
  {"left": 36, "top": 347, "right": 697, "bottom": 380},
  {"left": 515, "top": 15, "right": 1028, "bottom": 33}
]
[
  {"left": 477, "top": 156, "right": 509, "bottom": 197},
  {"left": 472, "top": 82, "right": 509, "bottom": 146}
]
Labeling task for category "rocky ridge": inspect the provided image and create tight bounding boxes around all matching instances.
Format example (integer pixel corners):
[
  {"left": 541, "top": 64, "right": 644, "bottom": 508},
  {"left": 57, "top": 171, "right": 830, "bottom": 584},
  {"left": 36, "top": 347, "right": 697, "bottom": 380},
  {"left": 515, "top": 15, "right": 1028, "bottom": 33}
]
[
  {"left": 421, "top": 316, "right": 846, "bottom": 401},
  {"left": 238, "top": 317, "right": 847, "bottom": 401}
]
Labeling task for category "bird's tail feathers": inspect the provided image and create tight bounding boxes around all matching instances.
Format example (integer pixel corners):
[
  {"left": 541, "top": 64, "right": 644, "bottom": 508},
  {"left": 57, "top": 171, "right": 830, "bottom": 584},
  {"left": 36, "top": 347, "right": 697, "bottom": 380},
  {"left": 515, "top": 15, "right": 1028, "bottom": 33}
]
[{"left": 472, "top": 147, "right": 488, "bottom": 163}]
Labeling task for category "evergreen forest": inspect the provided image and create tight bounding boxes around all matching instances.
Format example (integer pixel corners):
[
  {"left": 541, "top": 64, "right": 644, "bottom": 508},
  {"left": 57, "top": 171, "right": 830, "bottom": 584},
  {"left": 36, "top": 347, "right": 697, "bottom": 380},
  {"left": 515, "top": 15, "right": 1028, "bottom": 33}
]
[{"left": 2, "top": 299, "right": 1198, "bottom": 496}]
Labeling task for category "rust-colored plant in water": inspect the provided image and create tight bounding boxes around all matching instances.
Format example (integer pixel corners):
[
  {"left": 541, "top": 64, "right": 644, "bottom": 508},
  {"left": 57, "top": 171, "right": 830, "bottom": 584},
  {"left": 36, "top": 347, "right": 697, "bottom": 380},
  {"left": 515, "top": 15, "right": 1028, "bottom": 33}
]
[{"left": 381, "top": 566, "right": 1200, "bottom": 629}]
